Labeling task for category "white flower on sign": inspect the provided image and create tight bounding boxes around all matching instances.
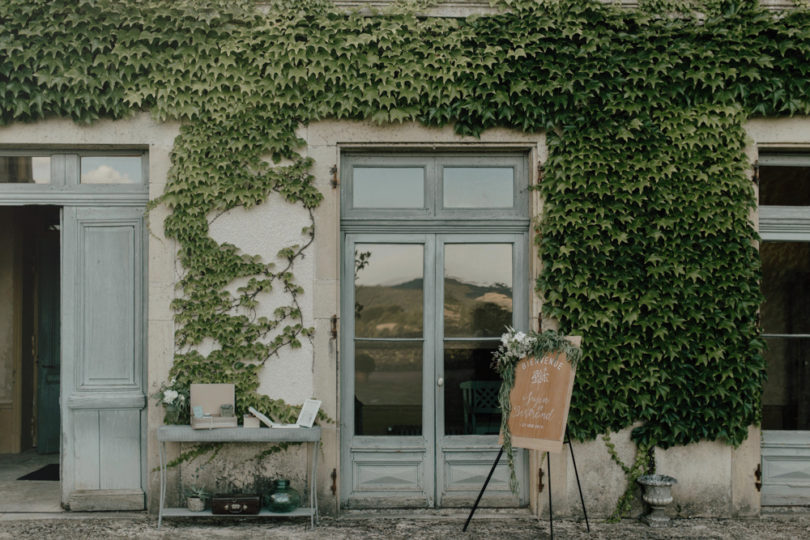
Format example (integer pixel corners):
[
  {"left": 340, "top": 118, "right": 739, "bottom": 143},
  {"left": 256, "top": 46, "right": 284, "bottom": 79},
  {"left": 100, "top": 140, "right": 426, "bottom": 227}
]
[
  {"left": 163, "top": 389, "right": 179, "bottom": 404},
  {"left": 531, "top": 367, "right": 549, "bottom": 385}
]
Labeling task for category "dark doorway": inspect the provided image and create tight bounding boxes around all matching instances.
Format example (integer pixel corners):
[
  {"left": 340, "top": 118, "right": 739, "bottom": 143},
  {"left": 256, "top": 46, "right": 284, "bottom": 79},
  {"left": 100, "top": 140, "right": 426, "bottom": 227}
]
[
  {"left": 0, "top": 205, "right": 60, "bottom": 454},
  {"left": 0, "top": 205, "right": 62, "bottom": 513}
]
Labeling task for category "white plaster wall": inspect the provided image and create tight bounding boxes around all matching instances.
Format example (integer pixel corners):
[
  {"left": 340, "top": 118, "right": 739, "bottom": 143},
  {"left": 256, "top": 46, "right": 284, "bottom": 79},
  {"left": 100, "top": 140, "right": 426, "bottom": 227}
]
[
  {"left": 655, "top": 441, "right": 732, "bottom": 517},
  {"left": 747, "top": 117, "right": 810, "bottom": 147},
  {"left": 535, "top": 428, "right": 748, "bottom": 520},
  {"left": 208, "top": 201, "right": 316, "bottom": 404}
]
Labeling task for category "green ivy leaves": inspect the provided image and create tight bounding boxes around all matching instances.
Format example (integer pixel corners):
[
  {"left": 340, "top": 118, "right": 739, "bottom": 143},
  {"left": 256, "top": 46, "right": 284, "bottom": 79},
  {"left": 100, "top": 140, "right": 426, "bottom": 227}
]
[{"left": 0, "top": 0, "right": 802, "bottom": 451}]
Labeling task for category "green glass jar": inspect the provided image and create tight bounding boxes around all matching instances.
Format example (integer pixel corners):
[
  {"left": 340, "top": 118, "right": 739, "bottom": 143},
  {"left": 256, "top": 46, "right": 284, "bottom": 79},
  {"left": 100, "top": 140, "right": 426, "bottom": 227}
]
[
  {"left": 164, "top": 404, "right": 181, "bottom": 424},
  {"left": 265, "top": 479, "right": 301, "bottom": 513}
]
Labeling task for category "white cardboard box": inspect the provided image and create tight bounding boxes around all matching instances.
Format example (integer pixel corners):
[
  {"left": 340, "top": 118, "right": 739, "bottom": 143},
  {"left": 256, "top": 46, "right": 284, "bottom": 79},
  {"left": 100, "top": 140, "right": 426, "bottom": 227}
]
[{"left": 190, "top": 383, "right": 238, "bottom": 430}]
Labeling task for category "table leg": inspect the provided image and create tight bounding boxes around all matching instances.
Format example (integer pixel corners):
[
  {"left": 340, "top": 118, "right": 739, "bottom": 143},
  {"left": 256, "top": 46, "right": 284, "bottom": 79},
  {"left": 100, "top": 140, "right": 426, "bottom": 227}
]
[
  {"left": 311, "top": 440, "right": 319, "bottom": 528},
  {"left": 158, "top": 441, "right": 166, "bottom": 528}
]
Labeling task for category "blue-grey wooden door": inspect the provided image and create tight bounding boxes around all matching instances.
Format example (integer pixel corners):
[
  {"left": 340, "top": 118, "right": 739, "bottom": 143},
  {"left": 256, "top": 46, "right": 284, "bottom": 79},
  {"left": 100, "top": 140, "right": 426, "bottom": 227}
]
[
  {"left": 341, "top": 234, "right": 528, "bottom": 508},
  {"left": 435, "top": 235, "right": 527, "bottom": 507},
  {"left": 339, "top": 152, "right": 530, "bottom": 508},
  {"left": 61, "top": 206, "right": 146, "bottom": 511}
]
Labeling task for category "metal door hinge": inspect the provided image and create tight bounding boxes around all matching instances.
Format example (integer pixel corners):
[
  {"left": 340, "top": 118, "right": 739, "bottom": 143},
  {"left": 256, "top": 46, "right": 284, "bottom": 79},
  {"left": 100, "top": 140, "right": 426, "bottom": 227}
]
[
  {"left": 330, "top": 315, "right": 338, "bottom": 340},
  {"left": 330, "top": 468, "right": 337, "bottom": 496},
  {"left": 755, "top": 463, "right": 762, "bottom": 492},
  {"left": 330, "top": 165, "right": 339, "bottom": 189},
  {"left": 538, "top": 467, "right": 545, "bottom": 493},
  {"left": 753, "top": 160, "right": 760, "bottom": 186},
  {"left": 536, "top": 163, "right": 544, "bottom": 186}
]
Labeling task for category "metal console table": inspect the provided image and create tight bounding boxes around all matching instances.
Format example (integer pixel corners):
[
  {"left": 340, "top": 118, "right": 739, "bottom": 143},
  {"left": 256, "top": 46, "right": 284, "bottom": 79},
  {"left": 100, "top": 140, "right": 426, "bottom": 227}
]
[{"left": 157, "top": 425, "right": 321, "bottom": 528}]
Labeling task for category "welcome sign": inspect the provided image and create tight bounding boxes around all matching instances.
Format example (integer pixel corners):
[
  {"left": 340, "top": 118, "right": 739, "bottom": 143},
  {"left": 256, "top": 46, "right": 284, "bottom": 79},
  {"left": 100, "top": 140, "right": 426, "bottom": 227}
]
[{"left": 505, "top": 336, "right": 581, "bottom": 453}]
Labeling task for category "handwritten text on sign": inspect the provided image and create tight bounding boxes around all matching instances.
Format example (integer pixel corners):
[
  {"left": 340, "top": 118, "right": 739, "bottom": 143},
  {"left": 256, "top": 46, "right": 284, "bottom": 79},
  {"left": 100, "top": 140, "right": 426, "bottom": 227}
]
[{"left": 505, "top": 338, "right": 580, "bottom": 453}]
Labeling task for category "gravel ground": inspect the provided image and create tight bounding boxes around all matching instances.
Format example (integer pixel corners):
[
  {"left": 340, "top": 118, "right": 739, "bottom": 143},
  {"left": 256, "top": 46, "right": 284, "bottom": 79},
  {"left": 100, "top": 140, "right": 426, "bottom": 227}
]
[{"left": 1, "top": 511, "right": 810, "bottom": 540}]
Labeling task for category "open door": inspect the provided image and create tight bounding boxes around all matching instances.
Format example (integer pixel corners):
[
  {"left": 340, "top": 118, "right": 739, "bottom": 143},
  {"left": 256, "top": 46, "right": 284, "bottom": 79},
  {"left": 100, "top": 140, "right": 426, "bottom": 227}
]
[
  {"left": 61, "top": 206, "right": 146, "bottom": 511},
  {"left": 36, "top": 222, "right": 60, "bottom": 454}
]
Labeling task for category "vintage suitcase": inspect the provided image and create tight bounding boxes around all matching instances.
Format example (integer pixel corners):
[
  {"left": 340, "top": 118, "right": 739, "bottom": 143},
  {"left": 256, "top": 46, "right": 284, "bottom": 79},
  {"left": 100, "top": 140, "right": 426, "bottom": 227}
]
[{"left": 211, "top": 494, "right": 261, "bottom": 515}]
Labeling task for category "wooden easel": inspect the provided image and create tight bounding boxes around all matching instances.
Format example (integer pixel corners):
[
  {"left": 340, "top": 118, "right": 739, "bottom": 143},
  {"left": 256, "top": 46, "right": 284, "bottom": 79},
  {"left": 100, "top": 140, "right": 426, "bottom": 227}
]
[
  {"left": 464, "top": 330, "right": 585, "bottom": 538},
  {"left": 462, "top": 428, "right": 590, "bottom": 538}
]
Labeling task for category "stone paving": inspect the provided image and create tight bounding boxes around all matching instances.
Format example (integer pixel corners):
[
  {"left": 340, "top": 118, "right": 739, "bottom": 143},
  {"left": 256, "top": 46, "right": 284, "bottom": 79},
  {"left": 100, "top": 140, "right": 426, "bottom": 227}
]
[{"left": 1, "top": 510, "right": 810, "bottom": 539}]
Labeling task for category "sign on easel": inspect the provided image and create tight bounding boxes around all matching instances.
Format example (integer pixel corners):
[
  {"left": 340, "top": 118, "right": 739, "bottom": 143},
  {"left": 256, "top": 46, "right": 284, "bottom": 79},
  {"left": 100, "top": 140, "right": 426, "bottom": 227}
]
[
  {"left": 466, "top": 336, "right": 588, "bottom": 535},
  {"left": 503, "top": 336, "right": 581, "bottom": 453}
]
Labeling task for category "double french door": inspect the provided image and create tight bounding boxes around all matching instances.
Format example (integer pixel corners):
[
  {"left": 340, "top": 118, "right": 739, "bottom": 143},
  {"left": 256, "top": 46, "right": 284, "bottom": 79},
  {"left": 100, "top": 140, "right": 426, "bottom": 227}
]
[
  {"left": 341, "top": 233, "right": 528, "bottom": 508},
  {"left": 759, "top": 153, "right": 810, "bottom": 505}
]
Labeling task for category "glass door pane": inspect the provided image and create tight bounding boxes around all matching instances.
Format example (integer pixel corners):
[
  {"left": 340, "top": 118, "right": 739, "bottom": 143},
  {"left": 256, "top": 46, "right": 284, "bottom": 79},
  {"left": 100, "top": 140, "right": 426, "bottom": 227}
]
[
  {"left": 443, "top": 243, "right": 512, "bottom": 435},
  {"left": 761, "top": 242, "right": 810, "bottom": 430},
  {"left": 354, "top": 243, "right": 424, "bottom": 436}
]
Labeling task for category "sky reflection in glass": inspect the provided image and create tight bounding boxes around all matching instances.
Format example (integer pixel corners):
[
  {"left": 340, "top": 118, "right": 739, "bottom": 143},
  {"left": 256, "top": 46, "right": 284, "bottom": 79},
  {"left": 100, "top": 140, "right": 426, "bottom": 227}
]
[
  {"left": 352, "top": 167, "right": 424, "bottom": 208},
  {"left": 443, "top": 167, "right": 513, "bottom": 208}
]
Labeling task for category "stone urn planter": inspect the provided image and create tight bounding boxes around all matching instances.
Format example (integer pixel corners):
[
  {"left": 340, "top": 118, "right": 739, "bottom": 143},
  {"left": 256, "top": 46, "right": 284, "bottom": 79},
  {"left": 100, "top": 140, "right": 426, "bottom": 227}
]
[{"left": 637, "top": 474, "right": 677, "bottom": 526}]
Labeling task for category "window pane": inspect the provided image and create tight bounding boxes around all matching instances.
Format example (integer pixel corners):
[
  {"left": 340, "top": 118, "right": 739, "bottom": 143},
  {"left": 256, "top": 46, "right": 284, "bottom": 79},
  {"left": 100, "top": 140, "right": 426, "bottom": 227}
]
[
  {"left": 762, "top": 337, "right": 810, "bottom": 430},
  {"left": 761, "top": 242, "right": 810, "bottom": 334},
  {"left": 760, "top": 166, "right": 810, "bottom": 206},
  {"left": 444, "top": 244, "right": 512, "bottom": 338},
  {"left": 0, "top": 156, "right": 50, "bottom": 184},
  {"left": 353, "top": 167, "right": 424, "bottom": 208},
  {"left": 444, "top": 340, "right": 500, "bottom": 435},
  {"left": 81, "top": 156, "right": 142, "bottom": 184},
  {"left": 354, "top": 244, "right": 423, "bottom": 338},
  {"left": 354, "top": 340, "right": 422, "bottom": 436},
  {"left": 443, "top": 167, "right": 513, "bottom": 208}
]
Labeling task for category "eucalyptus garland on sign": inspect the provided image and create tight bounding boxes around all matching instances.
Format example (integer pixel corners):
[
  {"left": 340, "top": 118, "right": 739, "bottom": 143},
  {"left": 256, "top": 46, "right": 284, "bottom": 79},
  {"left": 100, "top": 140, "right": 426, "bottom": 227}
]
[{"left": 492, "top": 328, "right": 583, "bottom": 494}]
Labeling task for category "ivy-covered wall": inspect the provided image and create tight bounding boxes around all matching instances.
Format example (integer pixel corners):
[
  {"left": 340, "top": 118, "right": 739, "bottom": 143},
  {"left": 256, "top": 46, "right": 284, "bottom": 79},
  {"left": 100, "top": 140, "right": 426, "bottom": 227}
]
[{"left": 2, "top": 0, "right": 809, "bottom": 461}]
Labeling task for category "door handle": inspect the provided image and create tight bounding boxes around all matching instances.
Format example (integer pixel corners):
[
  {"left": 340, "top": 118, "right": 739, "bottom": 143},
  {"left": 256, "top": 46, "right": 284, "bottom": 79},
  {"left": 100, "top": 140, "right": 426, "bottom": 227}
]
[{"left": 437, "top": 377, "right": 444, "bottom": 387}]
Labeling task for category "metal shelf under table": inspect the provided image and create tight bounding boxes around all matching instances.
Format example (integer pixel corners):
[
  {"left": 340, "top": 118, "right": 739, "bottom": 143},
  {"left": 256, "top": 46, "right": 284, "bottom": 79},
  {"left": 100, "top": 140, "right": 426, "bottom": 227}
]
[{"left": 156, "top": 426, "right": 321, "bottom": 528}]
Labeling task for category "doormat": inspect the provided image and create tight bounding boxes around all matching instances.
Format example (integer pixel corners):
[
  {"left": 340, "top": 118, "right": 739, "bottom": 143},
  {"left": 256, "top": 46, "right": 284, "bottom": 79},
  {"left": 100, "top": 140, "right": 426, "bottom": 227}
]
[{"left": 17, "top": 463, "right": 59, "bottom": 481}]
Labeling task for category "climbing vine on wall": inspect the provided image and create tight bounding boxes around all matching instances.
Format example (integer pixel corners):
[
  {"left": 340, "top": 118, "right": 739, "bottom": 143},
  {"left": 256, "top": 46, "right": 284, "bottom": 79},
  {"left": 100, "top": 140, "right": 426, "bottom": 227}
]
[{"left": 2, "top": 0, "right": 808, "bottom": 464}]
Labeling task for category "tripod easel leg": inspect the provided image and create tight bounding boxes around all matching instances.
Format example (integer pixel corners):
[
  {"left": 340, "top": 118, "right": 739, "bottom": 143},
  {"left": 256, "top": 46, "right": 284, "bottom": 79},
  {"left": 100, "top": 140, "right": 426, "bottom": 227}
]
[
  {"left": 462, "top": 446, "right": 504, "bottom": 532},
  {"left": 547, "top": 451, "right": 554, "bottom": 539},
  {"left": 567, "top": 433, "right": 590, "bottom": 532}
]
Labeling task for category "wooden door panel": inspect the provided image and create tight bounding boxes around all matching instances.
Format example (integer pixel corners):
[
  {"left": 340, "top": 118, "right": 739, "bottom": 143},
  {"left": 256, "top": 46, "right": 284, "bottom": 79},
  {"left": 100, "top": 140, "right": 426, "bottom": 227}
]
[
  {"left": 99, "top": 409, "right": 142, "bottom": 489},
  {"left": 78, "top": 223, "right": 138, "bottom": 388},
  {"left": 62, "top": 206, "right": 146, "bottom": 510},
  {"left": 72, "top": 410, "right": 101, "bottom": 490},
  {"left": 762, "top": 430, "right": 810, "bottom": 505}
]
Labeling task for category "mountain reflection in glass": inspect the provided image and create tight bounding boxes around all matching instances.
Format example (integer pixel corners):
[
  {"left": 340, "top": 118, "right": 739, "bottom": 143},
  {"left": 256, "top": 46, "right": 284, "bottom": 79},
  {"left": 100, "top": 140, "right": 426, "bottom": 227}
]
[
  {"left": 444, "top": 243, "right": 512, "bottom": 435},
  {"left": 354, "top": 244, "right": 423, "bottom": 338},
  {"left": 444, "top": 244, "right": 512, "bottom": 338},
  {"left": 354, "top": 243, "right": 424, "bottom": 436}
]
